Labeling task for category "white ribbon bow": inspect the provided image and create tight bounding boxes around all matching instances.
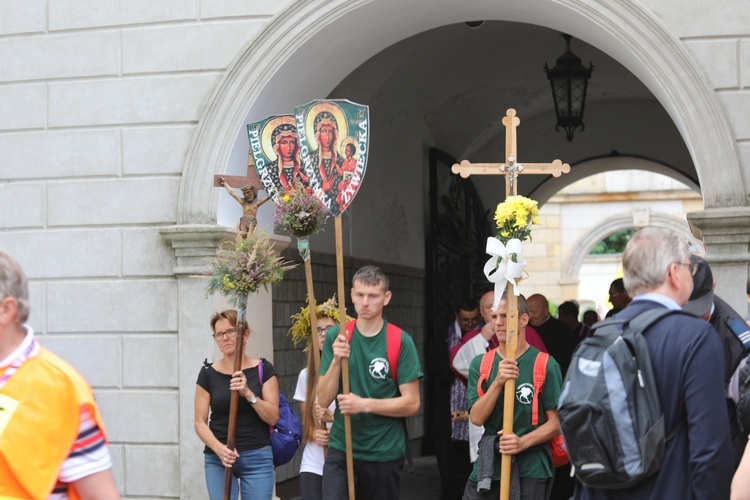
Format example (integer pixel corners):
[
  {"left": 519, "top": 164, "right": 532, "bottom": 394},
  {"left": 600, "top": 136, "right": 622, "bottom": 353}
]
[{"left": 483, "top": 237, "right": 526, "bottom": 310}]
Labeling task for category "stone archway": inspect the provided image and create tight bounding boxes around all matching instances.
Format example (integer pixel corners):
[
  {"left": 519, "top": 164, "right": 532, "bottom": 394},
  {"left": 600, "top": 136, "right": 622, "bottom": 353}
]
[
  {"left": 532, "top": 156, "right": 701, "bottom": 207},
  {"left": 562, "top": 212, "right": 704, "bottom": 285},
  {"left": 177, "top": 0, "right": 742, "bottom": 227}
]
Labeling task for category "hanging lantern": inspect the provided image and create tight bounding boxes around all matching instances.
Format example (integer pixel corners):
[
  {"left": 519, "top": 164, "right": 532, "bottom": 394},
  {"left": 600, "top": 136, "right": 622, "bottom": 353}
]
[{"left": 544, "top": 34, "right": 594, "bottom": 141}]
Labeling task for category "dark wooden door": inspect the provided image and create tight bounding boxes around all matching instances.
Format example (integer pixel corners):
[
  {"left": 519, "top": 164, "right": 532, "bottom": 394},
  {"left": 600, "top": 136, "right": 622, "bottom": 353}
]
[{"left": 423, "top": 147, "right": 490, "bottom": 459}]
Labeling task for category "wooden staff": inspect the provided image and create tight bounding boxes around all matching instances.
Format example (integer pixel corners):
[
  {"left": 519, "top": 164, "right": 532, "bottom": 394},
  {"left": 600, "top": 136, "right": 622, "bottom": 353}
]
[
  {"left": 500, "top": 292, "right": 518, "bottom": 500},
  {"left": 224, "top": 304, "right": 247, "bottom": 500},
  {"left": 301, "top": 241, "right": 328, "bottom": 453},
  {"left": 336, "top": 216, "right": 356, "bottom": 500}
]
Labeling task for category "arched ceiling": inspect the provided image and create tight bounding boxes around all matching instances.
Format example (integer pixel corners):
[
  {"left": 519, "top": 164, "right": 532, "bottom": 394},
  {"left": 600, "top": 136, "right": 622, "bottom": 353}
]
[
  {"left": 334, "top": 21, "right": 653, "bottom": 158},
  {"left": 329, "top": 20, "right": 696, "bottom": 205}
]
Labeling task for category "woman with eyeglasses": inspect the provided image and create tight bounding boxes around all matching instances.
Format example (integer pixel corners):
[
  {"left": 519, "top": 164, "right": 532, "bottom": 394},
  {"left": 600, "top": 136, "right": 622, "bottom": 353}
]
[
  {"left": 194, "top": 310, "right": 279, "bottom": 500},
  {"left": 290, "top": 297, "right": 347, "bottom": 500}
]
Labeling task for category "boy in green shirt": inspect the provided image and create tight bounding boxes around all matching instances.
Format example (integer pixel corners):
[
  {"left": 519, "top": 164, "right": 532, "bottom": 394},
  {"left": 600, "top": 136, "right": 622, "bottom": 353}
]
[
  {"left": 464, "top": 293, "right": 562, "bottom": 500},
  {"left": 317, "top": 265, "right": 423, "bottom": 498}
]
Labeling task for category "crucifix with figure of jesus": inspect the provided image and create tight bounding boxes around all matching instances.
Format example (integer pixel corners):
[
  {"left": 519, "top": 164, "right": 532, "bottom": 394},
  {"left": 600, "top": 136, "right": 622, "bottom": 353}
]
[
  {"left": 213, "top": 152, "right": 271, "bottom": 238},
  {"left": 451, "top": 108, "right": 569, "bottom": 500}
]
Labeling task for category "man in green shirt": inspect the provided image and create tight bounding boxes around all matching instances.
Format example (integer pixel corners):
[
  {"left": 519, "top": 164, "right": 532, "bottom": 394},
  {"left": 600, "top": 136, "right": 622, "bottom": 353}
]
[
  {"left": 317, "top": 265, "right": 423, "bottom": 499},
  {"left": 464, "top": 293, "right": 562, "bottom": 500}
]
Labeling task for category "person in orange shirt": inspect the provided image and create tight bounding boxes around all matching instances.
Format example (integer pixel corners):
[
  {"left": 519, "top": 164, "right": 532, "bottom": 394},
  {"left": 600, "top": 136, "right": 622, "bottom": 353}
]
[{"left": 0, "top": 250, "right": 119, "bottom": 499}]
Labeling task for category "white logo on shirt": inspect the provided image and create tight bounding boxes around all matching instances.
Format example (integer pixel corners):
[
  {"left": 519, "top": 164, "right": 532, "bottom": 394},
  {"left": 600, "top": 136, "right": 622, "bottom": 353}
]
[
  {"left": 369, "top": 357, "right": 389, "bottom": 380},
  {"left": 516, "top": 383, "right": 534, "bottom": 405}
]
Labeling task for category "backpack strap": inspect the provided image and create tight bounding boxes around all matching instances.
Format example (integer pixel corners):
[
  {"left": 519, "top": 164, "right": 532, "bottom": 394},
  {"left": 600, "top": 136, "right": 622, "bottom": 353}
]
[
  {"left": 627, "top": 307, "right": 693, "bottom": 335},
  {"left": 257, "top": 358, "right": 264, "bottom": 388},
  {"left": 346, "top": 320, "right": 401, "bottom": 383},
  {"left": 591, "top": 307, "right": 684, "bottom": 340},
  {"left": 531, "top": 352, "right": 549, "bottom": 426},
  {"left": 728, "top": 318, "right": 750, "bottom": 353},
  {"left": 345, "top": 320, "right": 356, "bottom": 343},
  {"left": 476, "top": 349, "right": 497, "bottom": 398},
  {"left": 386, "top": 323, "right": 402, "bottom": 383},
  {"left": 346, "top": 320, "right": 413, "bottom": 472}
]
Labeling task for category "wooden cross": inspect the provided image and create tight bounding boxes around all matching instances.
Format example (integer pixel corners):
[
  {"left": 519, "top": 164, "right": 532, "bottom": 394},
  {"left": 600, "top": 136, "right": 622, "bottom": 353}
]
[
  {"left": 451, "top": 108, "right": 569, "bottom": 500},
  {"left": 212, "top": 151, "right": 263, "bottom": 190},
  {"left": 451, "top": 108, "right": 570, "bottom": 197}
]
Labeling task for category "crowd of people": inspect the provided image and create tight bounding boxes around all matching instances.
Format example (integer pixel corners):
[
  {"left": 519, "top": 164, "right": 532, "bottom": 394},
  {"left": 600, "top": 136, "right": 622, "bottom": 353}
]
[
  {"left": 5, "top": 227, "right": 750, "bottom": 499},
  {"left": 438, "top": 227, "right": 750, "bottom": 500}
]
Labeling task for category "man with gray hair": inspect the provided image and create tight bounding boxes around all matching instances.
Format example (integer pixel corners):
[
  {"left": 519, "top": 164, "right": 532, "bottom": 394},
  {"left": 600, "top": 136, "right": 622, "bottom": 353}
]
[
  {"left": 574, "top": 227, "right": 733, "bottom": 500},
  {"left": 0, "top": 250, "right": 119, "bottom": 498}
]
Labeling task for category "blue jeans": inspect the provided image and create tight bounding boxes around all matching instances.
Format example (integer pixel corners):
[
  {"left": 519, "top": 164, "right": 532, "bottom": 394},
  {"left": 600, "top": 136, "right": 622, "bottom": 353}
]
[{"left": 204, "top": 446, "right": 274, "bottom": 500}]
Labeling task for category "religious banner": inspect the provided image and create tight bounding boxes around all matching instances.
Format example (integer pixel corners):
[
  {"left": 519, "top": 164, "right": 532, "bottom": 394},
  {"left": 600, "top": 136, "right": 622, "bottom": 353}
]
[
  {"left": 294, "top": 99, "right": 370, "bottom": 217},
  {"left": 247, "top": 114, "right": 308, "bottom": 202}
]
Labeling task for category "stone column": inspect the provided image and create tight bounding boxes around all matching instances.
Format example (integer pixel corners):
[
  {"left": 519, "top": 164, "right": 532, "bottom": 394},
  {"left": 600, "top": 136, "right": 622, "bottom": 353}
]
[
  {"left": 558, "top": 277, "right": 581, "bottom": 302},
  {"left": 688, "top": 207, "right": 750, "bottom": 316},
  {"left": 160, "top": 224, "right": 227, "bottom": 500}
]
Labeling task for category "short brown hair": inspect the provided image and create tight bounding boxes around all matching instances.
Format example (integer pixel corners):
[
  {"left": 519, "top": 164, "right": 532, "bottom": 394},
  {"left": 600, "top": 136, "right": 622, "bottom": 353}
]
[
  {"left": 210, "top": 310, "right": 249, "bottom": 333},
  {"left": 352, "top": 265, "right": 389, "bottom": 292}
]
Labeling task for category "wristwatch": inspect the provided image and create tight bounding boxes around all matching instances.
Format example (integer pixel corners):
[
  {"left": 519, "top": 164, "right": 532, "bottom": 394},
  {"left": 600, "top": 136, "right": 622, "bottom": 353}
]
[{"left": 249, "top": 394, "right": 258, "bottom": 404}]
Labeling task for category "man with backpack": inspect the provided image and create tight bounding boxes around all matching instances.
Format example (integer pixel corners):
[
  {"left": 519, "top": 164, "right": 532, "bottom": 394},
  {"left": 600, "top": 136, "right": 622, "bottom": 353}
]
[
  {"left": 463, "top": 292, "right": 562, "bottom": 499},
  {"left": 317, "top": 265, "right": 422, "bottom": 499},
  {"left": 564, "top": 227, "right": 733, "bottom": 499}
]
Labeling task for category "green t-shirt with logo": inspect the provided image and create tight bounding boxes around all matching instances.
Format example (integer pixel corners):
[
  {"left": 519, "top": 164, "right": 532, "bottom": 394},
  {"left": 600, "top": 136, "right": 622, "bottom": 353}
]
[
  {"left": 318, "top": 322, "right": 423, "bottom": 462},
  {"left": 467, "top": 346, "right": 562, "bottom": 482}
]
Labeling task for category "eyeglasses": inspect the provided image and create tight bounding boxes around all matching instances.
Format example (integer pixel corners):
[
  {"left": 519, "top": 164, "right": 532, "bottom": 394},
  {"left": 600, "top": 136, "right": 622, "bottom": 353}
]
[
  {"left": 212, "top": 328, "right": 238, "bottom": 341},
  {"left": 675, "top": 261, "right": 698, "bottom": 276},
  {"left": 316, "top": 325, "right": 335, "bottom": 336}
]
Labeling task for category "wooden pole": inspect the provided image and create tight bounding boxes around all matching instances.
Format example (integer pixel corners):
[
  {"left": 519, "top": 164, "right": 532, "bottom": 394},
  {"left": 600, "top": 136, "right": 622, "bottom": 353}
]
[
  {"left": 223, "top": 304, "right": 247, "bottom": 500},
  {"left": 501, "top": 110, "right": 519, "bottom": 500},
  {"left": 500, "top": 291, "right": 519, "bottom": 500},
  {"left": 303, "top": 253, "right": 328, "bottom": 453},
  {"left": 304, "top": 259, "right": 321, "bottom": 375},
  {"left": 335, "top": 217, "right": 356, "bottom": 500}
]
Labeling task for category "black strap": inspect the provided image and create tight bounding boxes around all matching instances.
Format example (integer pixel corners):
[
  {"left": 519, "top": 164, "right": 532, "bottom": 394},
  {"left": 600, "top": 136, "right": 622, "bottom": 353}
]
[
  {"left": 403, "top": 419, "right": 414, "bottom": 473},
  {"left": 666, "top": 418, "right": 685, "bottom": 441},
  {"left": 626, "top": 308, "right": 679, "bottom": 333}
]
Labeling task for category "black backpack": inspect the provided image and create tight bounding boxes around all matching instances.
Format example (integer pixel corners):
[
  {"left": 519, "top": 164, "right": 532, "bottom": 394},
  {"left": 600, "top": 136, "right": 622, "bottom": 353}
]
[
  {"left": 558, "top": 308, "right": 685, "bottom": 489},
  {"left": 736, "top": 358, "right": 750, "bottom": 436}
]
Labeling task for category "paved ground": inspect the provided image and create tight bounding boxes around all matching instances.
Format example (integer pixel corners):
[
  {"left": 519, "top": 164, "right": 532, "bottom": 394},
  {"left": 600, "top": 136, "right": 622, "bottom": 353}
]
[
  {"left": 399, "top": 455, "right": 441, "bottom": 499},
  {"left": 281, "top": 455, "right": 441, "bottom": 499}
]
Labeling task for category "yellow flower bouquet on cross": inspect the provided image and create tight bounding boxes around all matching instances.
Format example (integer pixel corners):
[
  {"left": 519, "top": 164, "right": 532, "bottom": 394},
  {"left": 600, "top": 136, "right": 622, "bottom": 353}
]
[
  {"left": 494, "top": 195, "right": 540, "bottom": 243},
  {"left": 485, "top": 195, "right": 540, "bottom": 308}
]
